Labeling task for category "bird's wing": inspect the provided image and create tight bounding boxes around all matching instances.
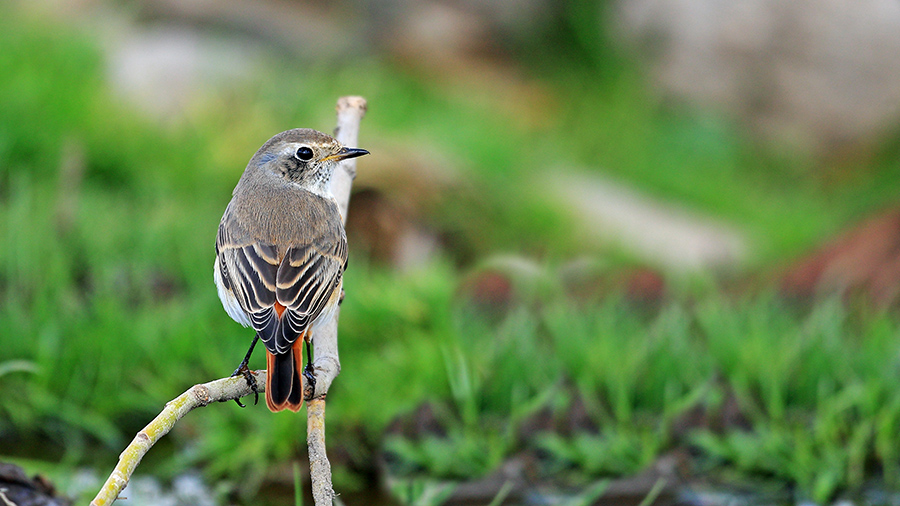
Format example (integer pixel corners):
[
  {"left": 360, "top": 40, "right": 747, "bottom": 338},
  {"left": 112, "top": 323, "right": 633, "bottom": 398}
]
[
  {"left": 274, "top": 233, "right": 347, "bottom": 353},
  {"left": 215, "top": 201, "right": 348, "bottom": 354},
  {"left": 215, "top": 207, "right": 281, "bottom": 346}
]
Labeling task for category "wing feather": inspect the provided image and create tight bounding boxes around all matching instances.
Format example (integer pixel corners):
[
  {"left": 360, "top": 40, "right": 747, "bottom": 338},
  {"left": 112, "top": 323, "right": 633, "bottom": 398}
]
[
  {"left": 272, "top": 240, "right": 345, "bottom": 353},
  {"left": 215, "top": 208, "right": 281, "bottom": 346},
  {"left": 215, "top": 199, "right": 347, "bottom": 355}
]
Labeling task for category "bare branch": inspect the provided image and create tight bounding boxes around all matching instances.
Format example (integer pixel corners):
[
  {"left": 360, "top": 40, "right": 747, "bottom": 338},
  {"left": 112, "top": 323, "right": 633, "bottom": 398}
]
[
  {"left": 308, "top": 96, "right": 368, "bottom": 399},
  {"left": 90, "top": 372, "right": 266, "bottom": 506},
  {"left": 306, "top": 398, "right": 332, "bottom": 505},
  {"left": 305, "top": 96, "right": 368, "bottom": 506}
]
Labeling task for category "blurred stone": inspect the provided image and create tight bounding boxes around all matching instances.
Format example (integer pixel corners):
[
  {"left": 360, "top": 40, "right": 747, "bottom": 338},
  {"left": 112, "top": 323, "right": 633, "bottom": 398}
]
[
  {"left": 363, "top": 0, "right": 560, "bottom": 130},
  {"left": 780, "top": 207, "right": 900, "bottom": 307},
  {"left": 459, "top": 269, "right": 515, "bottom": 313},
  {"left": 616, "top": 0, "right": 900, "bottom": 154},
  {"left": 347, "top": 141, "right": 459, "bottom": 270},
  {"left": 11, "top": 0, "right": 105, "bottom": 16},
  {"left": 29, "top": 0, "right": 557, "bottom": 127},
  {"left": 106, "top": 24, "right": 264, "bottom": 119},
  {"left": 91, "top": 0, "right": 364, "bottom": 121},
  {"left": 0, "top": 462, "right": 71, "bottom": 506},
  {"left": 345, "top": 189, "right": 440, "bottom": 271},
  {"left": 559, "top": 257, "right": 667, "bottom": 306},
  {"left": 624, "top": 267, "right": 666, "bottom": 304},
  {"left": 553, "top": 172, "right": 748, "bottom": 271},
  {"left": 359, "top": 0, "right": 555, "bottom": 57},
  {"left": 378, "top": 1, "right": 494, "bottom": 64},
  {"left": 136, "top": 0, "right": 357, "bottom": 60},
  {"left": 457, "top": 256, "right": 547, "bottom": 313}
]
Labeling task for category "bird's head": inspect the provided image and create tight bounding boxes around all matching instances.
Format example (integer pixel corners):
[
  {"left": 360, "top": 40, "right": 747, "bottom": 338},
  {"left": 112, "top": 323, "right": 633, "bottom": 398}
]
[{"left": 251, "top": 128, "right": 369, "bottom": 196}]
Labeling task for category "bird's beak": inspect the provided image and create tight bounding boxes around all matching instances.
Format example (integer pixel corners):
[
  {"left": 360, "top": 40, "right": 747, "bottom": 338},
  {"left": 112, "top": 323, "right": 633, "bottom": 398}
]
[{"left": 324, "top": 147, "right": 369, "bottom": 163}]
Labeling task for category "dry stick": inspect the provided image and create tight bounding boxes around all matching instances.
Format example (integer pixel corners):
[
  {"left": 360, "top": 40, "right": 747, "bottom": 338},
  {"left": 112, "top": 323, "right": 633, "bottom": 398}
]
[
  {"left": 306, "top": 95, "right": 368, "bottom": 506},
  {"left": 89, "top": 96, "right": 367, "bottom": 506},
  {"left": 89, "top": 372, "right": 266, "bottom": 506}
]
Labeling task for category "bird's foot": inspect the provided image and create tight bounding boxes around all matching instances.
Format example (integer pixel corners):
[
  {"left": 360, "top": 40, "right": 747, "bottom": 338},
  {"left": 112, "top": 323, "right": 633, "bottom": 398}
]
[
  {"left": 303, "top": 362, "right": 317, "bottom": 401},
  {"left": 230, "top": 363, "right": 259, "bottom": 407}
]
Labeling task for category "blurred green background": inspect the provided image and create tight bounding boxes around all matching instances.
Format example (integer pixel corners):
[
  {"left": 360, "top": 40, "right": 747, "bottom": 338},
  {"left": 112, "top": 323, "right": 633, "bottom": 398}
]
[{"left": 2, "top": 0, "right": 900, "bottom": 505}]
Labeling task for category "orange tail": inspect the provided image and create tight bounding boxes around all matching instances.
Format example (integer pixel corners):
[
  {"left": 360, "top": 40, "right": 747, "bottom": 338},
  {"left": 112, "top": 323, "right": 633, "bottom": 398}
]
[{"left": 265, "top": 335, "right": 307, "bottom": 412}]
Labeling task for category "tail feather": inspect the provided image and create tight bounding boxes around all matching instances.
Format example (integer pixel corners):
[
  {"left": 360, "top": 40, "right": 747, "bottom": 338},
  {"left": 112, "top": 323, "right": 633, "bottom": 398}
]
[{"left": 265, "top": 334, "right": 307, "bottom": 412}]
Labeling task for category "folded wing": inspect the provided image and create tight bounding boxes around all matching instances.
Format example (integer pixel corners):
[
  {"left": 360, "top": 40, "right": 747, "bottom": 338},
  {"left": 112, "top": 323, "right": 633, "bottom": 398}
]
[{"left": 215, "top": 205, "right": 347, "bottom": 354}]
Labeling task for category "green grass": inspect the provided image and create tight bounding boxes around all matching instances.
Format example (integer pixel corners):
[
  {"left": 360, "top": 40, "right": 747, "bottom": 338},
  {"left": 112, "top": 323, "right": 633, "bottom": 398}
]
[
  {"left": 382, "top": 296, "right": 900, "bottom": 503},
  {"left": 2, "top": 4, "right": 900, "bottom": 506}
]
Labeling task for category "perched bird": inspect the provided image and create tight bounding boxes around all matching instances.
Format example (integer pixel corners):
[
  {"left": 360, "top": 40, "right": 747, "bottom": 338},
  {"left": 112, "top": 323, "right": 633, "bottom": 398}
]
[{"left": 214, "top": 128, "right": 368, "bottom": 412}]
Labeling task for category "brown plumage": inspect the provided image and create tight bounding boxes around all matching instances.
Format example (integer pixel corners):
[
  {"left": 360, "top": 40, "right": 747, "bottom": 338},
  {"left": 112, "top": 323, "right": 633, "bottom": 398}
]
[{"left": 214, "top": 128, "right": 367, "bottom": 412}]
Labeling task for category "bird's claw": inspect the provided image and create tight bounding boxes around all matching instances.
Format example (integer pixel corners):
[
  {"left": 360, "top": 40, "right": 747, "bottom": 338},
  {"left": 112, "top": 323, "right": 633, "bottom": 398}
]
[
  {"left": 303, "top": 363, "right": 317, "bottom": 401},
  {"left": 230, "top": 363, "right": 259, "bottom": 407}
]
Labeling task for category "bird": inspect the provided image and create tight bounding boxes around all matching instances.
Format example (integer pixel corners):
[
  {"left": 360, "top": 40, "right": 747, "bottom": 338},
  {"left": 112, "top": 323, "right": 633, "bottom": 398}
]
[{"left": 214, "top": 128, "right": 368, "bottom": 412}]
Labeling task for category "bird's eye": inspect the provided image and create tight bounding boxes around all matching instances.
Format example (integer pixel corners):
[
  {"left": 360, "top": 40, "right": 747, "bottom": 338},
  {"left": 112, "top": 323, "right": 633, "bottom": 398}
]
[{"left": 295, "top": 147, "right": 314, "bottom": 161}]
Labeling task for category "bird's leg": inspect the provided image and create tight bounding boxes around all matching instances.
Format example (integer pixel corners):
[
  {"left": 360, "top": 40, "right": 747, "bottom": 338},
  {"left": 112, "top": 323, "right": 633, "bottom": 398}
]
[
  {"left": 232, "top": 334, "right": 260, "bottom": 376},
  {"left": 231, "top": 334, "right": 260, "bottom": 407},
  {"left": 303, "top": 337, "right": 316, "bottom": 401}
]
